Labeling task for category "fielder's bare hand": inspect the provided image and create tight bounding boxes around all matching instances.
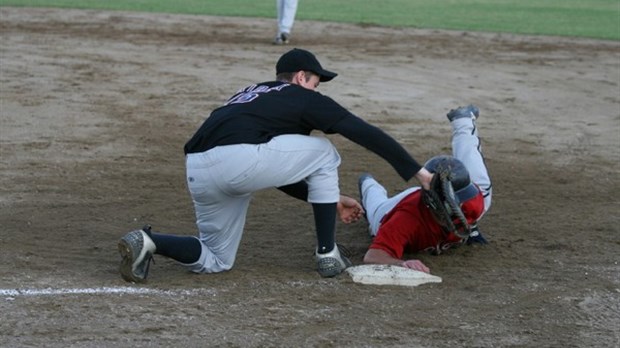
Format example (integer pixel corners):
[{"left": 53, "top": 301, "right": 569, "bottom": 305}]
[{"left": 337, "top": 195, "right": 365, "bottom": 224}]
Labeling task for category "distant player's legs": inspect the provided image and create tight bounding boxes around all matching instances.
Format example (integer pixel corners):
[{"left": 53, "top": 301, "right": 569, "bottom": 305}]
[
  {"left": 451, "top": 116, "right": 492, "bottom": 214},
  {"left": 277, "top": 0, "right": 298, "bottom": 35}
]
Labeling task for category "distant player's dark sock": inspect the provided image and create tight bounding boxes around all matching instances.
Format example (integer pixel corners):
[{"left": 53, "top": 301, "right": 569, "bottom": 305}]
[
  {"left": 312, "top": 203, "right": 337, "bottom": 254},
  {"left": 149, "top": 232, "right": 202, "bottom": 264}
]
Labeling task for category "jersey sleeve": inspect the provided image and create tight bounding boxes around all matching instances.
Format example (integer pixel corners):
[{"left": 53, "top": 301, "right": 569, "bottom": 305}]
[
  {"left": 298, "top": 92, "right": 354, "bottom": 132},
  {"left": 329, "top": 115, "right": 422, "bottom": 181},
  {"left": 298, "top": 91, "right": 422, "bottom": 181}
]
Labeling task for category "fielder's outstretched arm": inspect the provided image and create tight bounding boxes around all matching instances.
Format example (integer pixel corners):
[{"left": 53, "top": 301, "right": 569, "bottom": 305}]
[{"left": 327, "top": 115, "right": 434, "bottom": 190}]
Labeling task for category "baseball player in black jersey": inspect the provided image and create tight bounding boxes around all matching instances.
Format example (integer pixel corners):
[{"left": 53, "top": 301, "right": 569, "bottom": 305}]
[{"left": 118, "top": 48, "right": 434, "bottom": 282}]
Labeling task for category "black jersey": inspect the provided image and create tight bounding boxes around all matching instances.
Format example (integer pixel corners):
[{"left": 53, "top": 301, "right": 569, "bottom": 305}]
[{"left": 184, "top": 81, "right": 422, "bottom": 181}]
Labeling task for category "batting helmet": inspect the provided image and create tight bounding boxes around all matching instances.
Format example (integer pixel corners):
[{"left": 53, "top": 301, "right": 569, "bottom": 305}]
[{"left": 424, "top": 155, "right": 478, "bottom": 204}]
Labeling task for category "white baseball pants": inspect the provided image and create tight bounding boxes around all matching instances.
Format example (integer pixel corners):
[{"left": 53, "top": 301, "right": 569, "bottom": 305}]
[{"left": 276, "top": 0, "right": 298, "bottom": 34}]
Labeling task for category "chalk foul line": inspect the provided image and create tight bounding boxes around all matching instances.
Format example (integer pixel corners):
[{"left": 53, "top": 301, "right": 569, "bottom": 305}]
[{"left": 0, "top": 286, "right": 208, "bottom": 297}]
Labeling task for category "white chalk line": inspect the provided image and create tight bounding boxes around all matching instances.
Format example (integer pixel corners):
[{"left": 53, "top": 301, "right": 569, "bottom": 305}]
[{"left": 0, "top": 286, "right": 207, "bottom": 297}]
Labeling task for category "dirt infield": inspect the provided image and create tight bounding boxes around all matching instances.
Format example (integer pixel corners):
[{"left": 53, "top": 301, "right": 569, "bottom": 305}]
[{"left": 1, "top": 7, "right": 619, "bottom": 347}]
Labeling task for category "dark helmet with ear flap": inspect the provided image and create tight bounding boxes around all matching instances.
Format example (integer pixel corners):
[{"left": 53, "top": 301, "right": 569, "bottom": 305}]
[{"left": 424, "top": 155, "right": 478, "bottom": 204}]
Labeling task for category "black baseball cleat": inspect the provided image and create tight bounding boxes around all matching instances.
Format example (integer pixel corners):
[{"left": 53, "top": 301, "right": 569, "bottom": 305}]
[
  {"left": 447, "top": 104, "right": 480, "bottom": 122},
  {"left": 281, "top": 32, "right": 290, "bottom": 44},
  {"left": 273, "top": 32, "right": 290, "bottom": 45},
  {"left": 466, "top": 224, "right": 489, "bottom": 245},
  {"left": 118, "top": 225, "right": 156, "bottom": 283}
]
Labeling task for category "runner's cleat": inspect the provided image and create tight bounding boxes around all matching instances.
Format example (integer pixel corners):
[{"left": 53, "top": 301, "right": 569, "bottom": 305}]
[{"left": 447, "top": 104, "right": 480, "bottom": 122}]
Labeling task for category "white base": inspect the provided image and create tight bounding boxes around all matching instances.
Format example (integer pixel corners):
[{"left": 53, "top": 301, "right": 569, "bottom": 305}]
[{"left": 346, "top": 264, "right": 442, "bottom": 287}]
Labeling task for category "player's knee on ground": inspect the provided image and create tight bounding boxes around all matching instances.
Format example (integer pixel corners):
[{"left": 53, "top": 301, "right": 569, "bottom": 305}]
[{"left": 184, "top": 243, "right": 236, "bottom": 274}]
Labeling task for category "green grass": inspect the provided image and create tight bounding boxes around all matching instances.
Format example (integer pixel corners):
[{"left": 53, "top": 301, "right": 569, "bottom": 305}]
[{"left": 1, "top": 0, "right": 618, "bottom": 40}]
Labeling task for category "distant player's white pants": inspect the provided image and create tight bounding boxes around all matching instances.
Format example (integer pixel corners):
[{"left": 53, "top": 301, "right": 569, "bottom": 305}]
[
  {"left": 184, "top": 134, "right": 341, "bottom": 273},
  {"left": 277, "top": 0, "right": 298, "bottom": 34},
  {"left": 361, "top": 116, "right": 492, "bottom": 237}
]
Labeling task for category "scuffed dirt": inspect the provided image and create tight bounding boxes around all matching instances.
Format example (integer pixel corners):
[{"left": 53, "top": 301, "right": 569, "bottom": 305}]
[{"left": 1, "top": 7, "right": 619, "bottom": 347}]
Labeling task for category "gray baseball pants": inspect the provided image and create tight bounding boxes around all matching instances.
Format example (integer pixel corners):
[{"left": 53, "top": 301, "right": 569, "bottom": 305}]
[{"left": 183, "top": 134, "right": 341, "bottom": 273}]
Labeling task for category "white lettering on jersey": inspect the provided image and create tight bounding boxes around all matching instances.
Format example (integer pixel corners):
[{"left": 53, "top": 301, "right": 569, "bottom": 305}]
[{"left": 226, "top": 83, "right": 290, "bottom": 106}]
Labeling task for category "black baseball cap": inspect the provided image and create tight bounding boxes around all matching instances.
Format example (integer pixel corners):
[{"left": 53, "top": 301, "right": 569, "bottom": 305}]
[{"left": 276, "top": 48, "right": 338, "bottom": 82}]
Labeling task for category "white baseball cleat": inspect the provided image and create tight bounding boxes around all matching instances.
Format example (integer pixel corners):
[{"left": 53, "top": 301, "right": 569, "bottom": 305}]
[
  {"left": 118, "top": 225, "right": 156, "bottom": 283},
  {"left": 315, "top": 244, "right": 352, "bottom": 277}
]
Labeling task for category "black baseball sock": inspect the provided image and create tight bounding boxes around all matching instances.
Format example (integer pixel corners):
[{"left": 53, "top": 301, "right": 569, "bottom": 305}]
[
  {"left": 149, "top": 232, "right": 202, "bottom": 264},
  {"left": 312, "top": 203, "right": 337, "bottom": 254}
]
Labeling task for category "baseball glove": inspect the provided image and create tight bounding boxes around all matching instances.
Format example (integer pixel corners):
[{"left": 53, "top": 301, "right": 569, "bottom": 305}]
[{"left": 422, "top": 168, "right": 472, "bottom": 238}]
